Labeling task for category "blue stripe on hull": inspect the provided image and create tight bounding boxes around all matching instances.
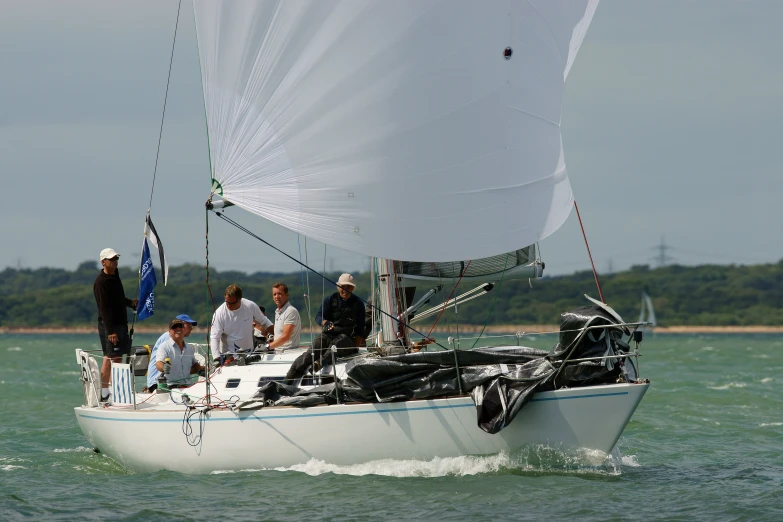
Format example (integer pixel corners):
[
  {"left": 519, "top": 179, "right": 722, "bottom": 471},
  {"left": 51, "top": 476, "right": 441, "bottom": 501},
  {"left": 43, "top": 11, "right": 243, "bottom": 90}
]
[{"left": 530, "top": 391, "right": 629, "bottom": 402}]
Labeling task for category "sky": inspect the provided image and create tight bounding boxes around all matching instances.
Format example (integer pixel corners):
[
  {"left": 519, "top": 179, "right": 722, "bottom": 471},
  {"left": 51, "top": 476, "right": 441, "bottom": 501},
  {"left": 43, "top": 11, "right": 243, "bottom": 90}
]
[{"left": 0, "top": 0, "right": 781, "bottom": 277}]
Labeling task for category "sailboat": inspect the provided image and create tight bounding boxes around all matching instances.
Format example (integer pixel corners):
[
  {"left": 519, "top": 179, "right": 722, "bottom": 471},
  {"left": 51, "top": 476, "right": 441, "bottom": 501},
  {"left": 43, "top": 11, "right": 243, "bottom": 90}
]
[
  {"left": 73, "top": 0, "right": 651, "bottom": 474},
  {"left": 639, "top": 291, "right": 657, "bottom": 330}
]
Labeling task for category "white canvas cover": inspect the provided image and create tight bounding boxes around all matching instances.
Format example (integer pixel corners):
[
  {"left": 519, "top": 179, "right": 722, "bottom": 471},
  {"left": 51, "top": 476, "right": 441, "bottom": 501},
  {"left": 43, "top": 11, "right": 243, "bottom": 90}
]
[
  {"left": 110, "top": 363, "right": 134, "bottom": 406},
  {"left": 194, "top": 0, "right": 599, "bottom": 262}
]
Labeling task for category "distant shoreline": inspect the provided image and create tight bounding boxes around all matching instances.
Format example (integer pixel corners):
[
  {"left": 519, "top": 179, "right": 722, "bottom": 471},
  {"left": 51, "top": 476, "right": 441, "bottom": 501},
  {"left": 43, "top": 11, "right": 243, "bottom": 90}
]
[{"left": 2, "top": 325, "right": 782, "bottom": 335}]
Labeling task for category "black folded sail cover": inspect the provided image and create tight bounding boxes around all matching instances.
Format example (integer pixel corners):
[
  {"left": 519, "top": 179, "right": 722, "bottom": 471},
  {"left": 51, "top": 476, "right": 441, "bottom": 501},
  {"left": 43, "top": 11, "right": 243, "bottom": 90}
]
[{"left": 242, "top": 304, "right": 634, "bottom": 435}]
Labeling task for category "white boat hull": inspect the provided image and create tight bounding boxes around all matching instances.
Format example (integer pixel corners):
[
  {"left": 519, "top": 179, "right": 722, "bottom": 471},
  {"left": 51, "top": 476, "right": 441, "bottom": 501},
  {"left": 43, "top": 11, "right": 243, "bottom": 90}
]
[{"left": 75, "top": 382, "right": 648, "bottom": 474}]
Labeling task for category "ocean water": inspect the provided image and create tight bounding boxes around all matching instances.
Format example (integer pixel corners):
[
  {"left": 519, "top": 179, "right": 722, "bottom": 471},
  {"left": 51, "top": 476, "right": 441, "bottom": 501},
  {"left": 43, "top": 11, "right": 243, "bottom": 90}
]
[{"left": 1, "top": 333, "right": 781, "bottom": 521}]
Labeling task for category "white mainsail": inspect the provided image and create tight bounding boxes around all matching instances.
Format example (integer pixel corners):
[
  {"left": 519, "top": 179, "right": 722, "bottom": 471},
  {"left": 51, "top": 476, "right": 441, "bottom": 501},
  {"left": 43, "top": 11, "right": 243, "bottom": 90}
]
[{"left": 194, "top": 0, "right": 599, "bottom": 262}]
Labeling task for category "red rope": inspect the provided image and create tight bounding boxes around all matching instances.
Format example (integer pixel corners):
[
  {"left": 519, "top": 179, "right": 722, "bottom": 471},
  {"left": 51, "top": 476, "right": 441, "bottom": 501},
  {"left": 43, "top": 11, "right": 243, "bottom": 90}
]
[
  {"left": 573, "top": 200, "right": 605, "bottom": 303},
  {"left": 426, "top": 261, "right": 472, "bottom": 337}
]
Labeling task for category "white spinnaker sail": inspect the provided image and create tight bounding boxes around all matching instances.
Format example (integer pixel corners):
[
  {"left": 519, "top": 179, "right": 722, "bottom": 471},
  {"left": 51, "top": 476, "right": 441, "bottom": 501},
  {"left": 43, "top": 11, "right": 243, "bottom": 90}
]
[{"left": 194, "top": 0, "right": 599, "bottom": 262}]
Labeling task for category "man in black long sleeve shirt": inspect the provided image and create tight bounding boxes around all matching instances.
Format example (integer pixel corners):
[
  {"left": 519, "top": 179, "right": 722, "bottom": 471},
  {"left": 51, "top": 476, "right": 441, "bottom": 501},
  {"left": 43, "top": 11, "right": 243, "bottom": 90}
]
[
  {"left": 285, "top": 273, "right": 365, "bottom": 383},
  {"left": 93, "top": 248, "right": 137, "bottom": 401}
]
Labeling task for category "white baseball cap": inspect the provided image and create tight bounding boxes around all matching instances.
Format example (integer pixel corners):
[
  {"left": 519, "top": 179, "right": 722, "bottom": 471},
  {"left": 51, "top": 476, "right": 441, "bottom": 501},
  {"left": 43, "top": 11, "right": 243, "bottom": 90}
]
[{"left": 100, "top": 248, "right": 120, "bottom": 261}]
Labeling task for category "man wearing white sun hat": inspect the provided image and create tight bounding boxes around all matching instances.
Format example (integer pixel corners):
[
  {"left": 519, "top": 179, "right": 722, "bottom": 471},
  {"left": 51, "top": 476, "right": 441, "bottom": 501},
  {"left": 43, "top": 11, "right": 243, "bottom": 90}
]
[{"left": 285, "top": 273, "right": 365, "bottom": 383}]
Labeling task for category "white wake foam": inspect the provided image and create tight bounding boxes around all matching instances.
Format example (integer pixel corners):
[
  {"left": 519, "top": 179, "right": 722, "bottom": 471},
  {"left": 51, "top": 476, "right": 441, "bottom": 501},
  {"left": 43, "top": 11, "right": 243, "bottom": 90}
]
[
  {"left": 709, "top": 382, "right": 747, "bottom": 390},
  {"left": 1, "top": 457, "right": 28, "bottom": 471},
  {"left": 211, "top": 447, "right": 634, "bottom": 477},
  {"left": 619, "top": 454, "right": 640, "bottom": 467},
  {"left": 278, "top": 453, "right": 513, "bottom": 477},
  {"left": 53, "top": 446, "right": 93, "bottom": 453}
]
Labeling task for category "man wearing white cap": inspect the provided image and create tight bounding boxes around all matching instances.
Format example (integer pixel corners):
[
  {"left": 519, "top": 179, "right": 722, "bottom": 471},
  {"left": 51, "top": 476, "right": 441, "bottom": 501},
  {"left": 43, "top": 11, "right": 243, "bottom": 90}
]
[
  {"left": 93, "top": 247, "right": 138, "bottom": 401},
  {"left": 285, "top": 273, "right": 365, "bottom": 383}
]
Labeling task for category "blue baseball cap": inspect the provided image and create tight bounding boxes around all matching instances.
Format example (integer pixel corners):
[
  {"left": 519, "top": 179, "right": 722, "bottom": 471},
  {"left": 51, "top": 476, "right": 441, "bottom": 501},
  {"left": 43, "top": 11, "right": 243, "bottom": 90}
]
[{"left": 175, "top": 314, "right": 198, "bottom": 326}]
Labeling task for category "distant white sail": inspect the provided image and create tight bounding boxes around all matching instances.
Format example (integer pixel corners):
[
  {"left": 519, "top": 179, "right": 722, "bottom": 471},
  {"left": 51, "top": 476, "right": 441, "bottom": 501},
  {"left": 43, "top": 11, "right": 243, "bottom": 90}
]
[
  {"left": 639, "top": 291, "right": 657, "bottom": 328},
  {"left": 194, "top": 0, "right": 599, "bottom": 262}
]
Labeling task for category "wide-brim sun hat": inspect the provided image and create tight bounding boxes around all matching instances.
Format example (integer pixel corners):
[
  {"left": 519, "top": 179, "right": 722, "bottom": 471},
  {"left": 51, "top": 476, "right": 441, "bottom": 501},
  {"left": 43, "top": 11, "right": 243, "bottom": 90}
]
[{"left": 337, "top": 273, "right": 355, "bottom": 288}]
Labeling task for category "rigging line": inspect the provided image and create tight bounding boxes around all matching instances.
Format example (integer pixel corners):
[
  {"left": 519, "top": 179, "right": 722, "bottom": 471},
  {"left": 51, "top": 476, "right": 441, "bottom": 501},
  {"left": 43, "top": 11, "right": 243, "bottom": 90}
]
[
  {"left": 296, "top": 235, "right": 306, "bottom": 292},
  {"left": 322, "top": 244, "right": 326, "bottom": 330},
  {"left": 573, "top": 200, "right": 605, "bottom": 304},
  {"left": 195, "top": 0, "right": 217, "bottom": 406},
  {"left": 370, "top": 257, "right": 376, "bottom": 343},
  {"left": 470, "top": 253, "right": 510, "bottom": 349},
  {"left": 447, "top": 259, "right": 463, "bottom": 390},
  {"left": 392, "top": 260, "right": 405, "bottom": 342},
  {"left": 204, "top": 209, "right": 218, "bottom": 314},
  {"left": 303, "top": 236, "right": 314, "bottom": 338},
  {"left": 426, "top": 260, "right": 472, "bottom": 339},
  {"left": 296, "top": 234, "right": 312, "bottom": 334},
  {"left": 203, "top": 207, "right": 219, "bottom": 405},
  {"left": 452, "top": 261, "right": 460, "bottom": 347},
  {"left": 147, "top": 0, "right": 182, "bottom": 211},
  {"left": 213, "top": 211, "right": 447, "bottom": 350}
]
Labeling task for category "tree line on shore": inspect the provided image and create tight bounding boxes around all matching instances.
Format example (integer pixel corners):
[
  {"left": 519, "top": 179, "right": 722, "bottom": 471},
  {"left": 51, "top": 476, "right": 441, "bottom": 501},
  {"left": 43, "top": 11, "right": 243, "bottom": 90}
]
[{"left": 1, "top": 259, "right": 782, "bottom": 328}]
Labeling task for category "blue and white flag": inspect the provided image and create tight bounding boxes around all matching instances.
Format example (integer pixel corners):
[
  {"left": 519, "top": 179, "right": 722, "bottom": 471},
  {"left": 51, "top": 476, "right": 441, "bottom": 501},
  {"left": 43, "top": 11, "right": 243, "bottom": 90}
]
[
  {"left": 137, "top": 238, "right": 157, "bottom": 321},
  {"left": 147, "top": 216, "right": 168, "bottom": 286}
]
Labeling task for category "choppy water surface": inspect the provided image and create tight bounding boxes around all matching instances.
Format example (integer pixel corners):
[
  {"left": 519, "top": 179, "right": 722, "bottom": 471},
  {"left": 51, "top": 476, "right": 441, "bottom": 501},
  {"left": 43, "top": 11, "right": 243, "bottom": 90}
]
[{"left": 1, "top": 333, "right": 781, "bottom": 521}]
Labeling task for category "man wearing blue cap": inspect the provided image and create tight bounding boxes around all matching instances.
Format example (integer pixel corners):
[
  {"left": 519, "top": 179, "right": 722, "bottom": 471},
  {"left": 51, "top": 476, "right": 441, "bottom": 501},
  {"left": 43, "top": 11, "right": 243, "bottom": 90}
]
[{"left": 145, "top": 314, "right": 198, "bottom": 392}]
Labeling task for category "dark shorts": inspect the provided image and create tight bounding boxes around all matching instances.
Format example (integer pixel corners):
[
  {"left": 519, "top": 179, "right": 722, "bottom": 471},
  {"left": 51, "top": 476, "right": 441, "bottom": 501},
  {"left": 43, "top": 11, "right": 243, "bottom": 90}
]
[{"left": 98, "top": 321, "right": 131, "bottom": 357}]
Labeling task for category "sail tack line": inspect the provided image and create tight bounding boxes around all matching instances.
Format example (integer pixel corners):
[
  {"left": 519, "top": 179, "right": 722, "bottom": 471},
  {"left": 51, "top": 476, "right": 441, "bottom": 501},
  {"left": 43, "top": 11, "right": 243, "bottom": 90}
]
[{"left": 574, "top": 200, "right": 605, "bottom": 303}]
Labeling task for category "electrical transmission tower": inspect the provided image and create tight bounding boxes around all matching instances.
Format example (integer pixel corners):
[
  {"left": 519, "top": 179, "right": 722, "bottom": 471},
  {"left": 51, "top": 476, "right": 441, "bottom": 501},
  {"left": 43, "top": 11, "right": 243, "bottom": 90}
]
[{"left": 651, "top": 236, "right": 676, "bottom": 267}]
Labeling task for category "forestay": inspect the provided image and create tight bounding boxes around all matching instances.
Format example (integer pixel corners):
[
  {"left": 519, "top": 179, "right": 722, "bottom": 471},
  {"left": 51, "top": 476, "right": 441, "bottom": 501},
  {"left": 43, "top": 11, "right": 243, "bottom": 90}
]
[{"left": 194, "top": 0, "right": 599, "bottom": 262}]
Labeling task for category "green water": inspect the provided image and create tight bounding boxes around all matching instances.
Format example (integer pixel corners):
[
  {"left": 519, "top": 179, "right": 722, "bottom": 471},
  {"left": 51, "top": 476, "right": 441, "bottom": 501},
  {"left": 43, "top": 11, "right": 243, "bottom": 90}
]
[{"left": 1, "top": 333, "right": 781, "bottom": 521}]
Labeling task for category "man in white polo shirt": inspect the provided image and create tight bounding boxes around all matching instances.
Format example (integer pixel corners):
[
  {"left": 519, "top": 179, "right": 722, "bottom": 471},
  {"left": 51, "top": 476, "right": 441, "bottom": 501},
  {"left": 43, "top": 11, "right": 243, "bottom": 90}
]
[
  {"left": 210, "top": 284, "right": 271, "bottom": 359},
  {"left": 268, "top": 282, "right": 301, "bottom": 351}
]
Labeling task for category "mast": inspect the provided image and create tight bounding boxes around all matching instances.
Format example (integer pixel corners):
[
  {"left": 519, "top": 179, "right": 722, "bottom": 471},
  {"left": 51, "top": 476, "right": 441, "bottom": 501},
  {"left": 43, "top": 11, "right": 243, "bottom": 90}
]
[{"left": 376, "top": 258, "right": 408, "bottom": 347}]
